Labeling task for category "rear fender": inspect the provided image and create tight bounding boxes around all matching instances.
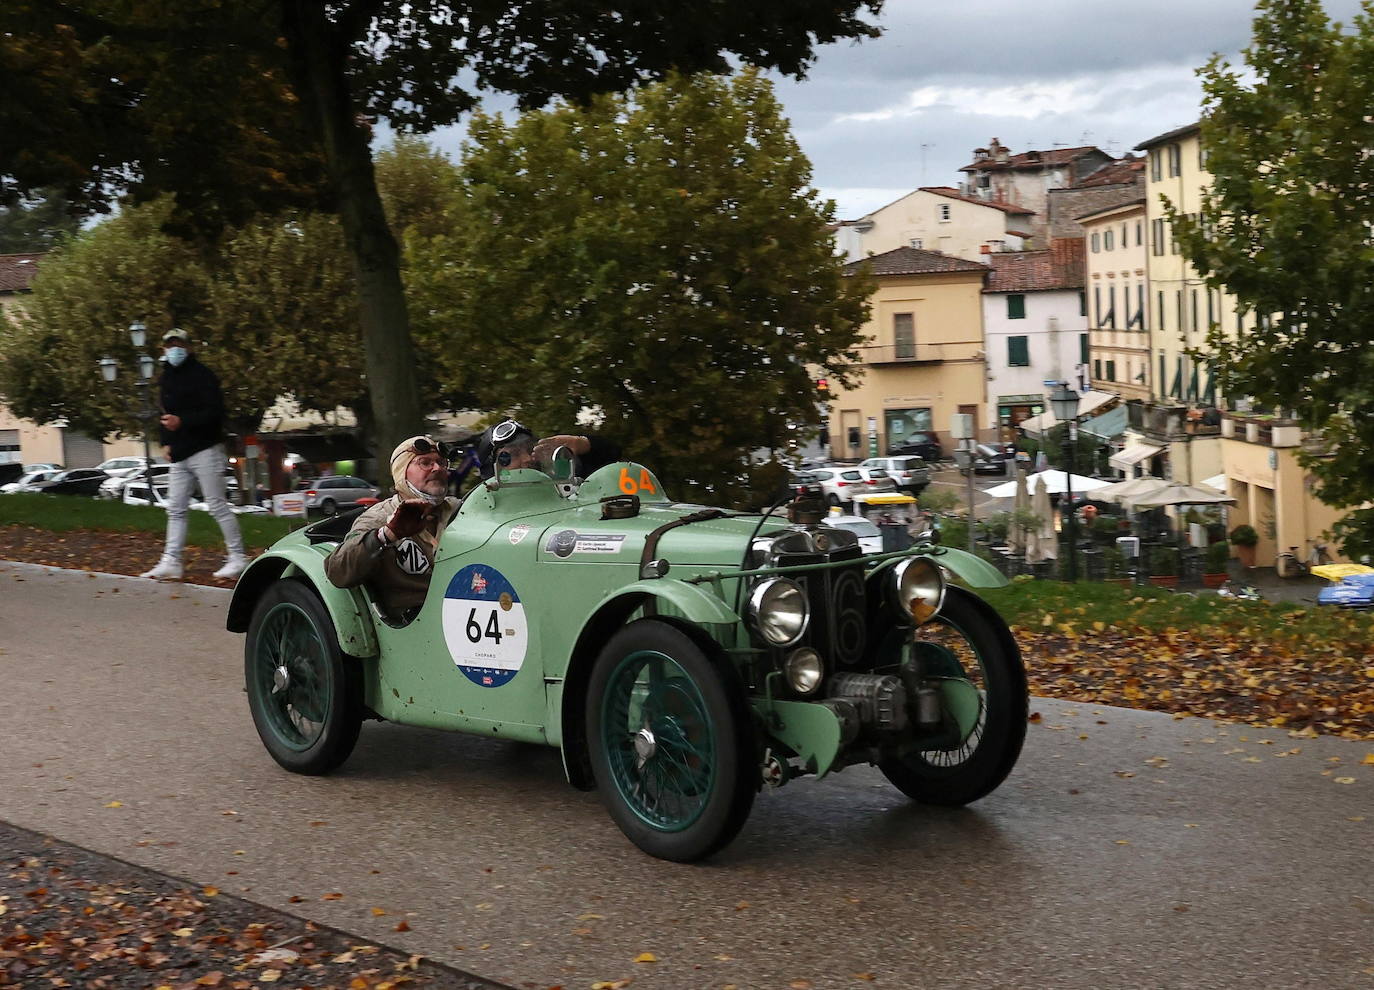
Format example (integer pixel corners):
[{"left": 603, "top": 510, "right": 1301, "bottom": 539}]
[
  {"left": 555, "top": 583, "right": 740, "bottom": 790},
  {"left": 225, "top": 547, "right": 379, "bottom": 658}
]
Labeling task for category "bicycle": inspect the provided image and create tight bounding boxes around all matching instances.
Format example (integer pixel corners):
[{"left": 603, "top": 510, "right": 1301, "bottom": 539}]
[{"left": 1275, "top": 540, "right": 1331, "bottom": 578}]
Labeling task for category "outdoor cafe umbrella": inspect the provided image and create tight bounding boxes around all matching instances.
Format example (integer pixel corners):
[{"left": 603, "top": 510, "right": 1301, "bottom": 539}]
[
  {"left": 1010, "top": 465, "right": 1031, "bottom": 553},
  {"left": 1128, "top": 483, "right": 1236, "bottom": 510},
  {"left": 1093, "top": 475, "right": 1174, "bottom": 508},
  {"left": 983, "top": 469, "right": 1111, "bottom": 500}
]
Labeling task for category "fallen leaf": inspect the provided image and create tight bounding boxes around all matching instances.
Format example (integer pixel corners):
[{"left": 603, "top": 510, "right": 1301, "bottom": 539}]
[
  {"left": 103, "top": 801, "right": 123, "bottom": 808},
  {"left": 258, "top": 972, "right": 281, "bottom": 984},
  {"left": 1335, "top": 777, "right": 1356, "bottom": 784},
  {"left": 734, "top": 900, "right": 750, "bottom": 911},
  {"left": 634, "top": 951, "right": 657, "bottom": 963},
  {"left": 331, "top": 952, "right": 356, "bottom": 964},
  {"left": 321, "top": 892, "right": 344, "bottom": 901},
  {"left": 394, "top": 919, "right": 411, "bottom": 932},
  {"left": 371, "top": 907, "right": 387, "bottom": 916},
  {"left": 173, "top": 927, "right": 194, "bottom": 937},
  {"left": 202, "top": 886, "right": 220, "bottom": 897},
  {"left": 853, "top": 973, "right": 877, "bottom": 981}
]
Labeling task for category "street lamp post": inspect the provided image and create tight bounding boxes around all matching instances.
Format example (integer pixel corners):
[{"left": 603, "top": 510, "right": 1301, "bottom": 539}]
[
  {"left": 99, "top": 320, "right": 159, "bottom": 505},
  {"left": 1048, "top": 381, "right": 1081, "bottom": 582}
]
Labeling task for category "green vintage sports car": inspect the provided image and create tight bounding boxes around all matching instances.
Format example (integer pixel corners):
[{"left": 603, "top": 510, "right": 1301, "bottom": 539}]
[{"left": 226, "top": 454, "right": 1027, "bottom": 862}]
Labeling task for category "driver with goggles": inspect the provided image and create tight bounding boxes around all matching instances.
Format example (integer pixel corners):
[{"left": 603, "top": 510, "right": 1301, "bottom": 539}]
[{"left": 323, "top": 423, "right": 618, "bottom": 622}]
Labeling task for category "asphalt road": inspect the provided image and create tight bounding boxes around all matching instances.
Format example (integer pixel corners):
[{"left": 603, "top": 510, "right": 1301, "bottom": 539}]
[{"left": 1, "top": 560, "right": 1371, "bottom": 990}]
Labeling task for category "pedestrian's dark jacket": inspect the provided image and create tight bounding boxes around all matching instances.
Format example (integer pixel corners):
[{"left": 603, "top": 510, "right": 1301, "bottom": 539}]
[{"left": 157, "top": 355, "right": 225, "bottom": 463}]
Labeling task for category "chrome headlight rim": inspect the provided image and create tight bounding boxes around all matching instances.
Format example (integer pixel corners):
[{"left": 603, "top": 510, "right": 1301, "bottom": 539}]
[
  {"left": 784, "top": 647, "right": 825, "bottom": 696},
  {"left": 747, "top": 576, "right": 810, "bottom": 647},
  {"left": 888, "top": 557, "right": 946, "bottom": 626}
]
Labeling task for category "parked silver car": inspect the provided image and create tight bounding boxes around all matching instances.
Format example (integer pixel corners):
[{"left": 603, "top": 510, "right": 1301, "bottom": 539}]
[
  {"left": 297, "top": 475, "right": 380, "bottom": 515},
  {"left": 859, "top": 455, "right": 930, "bottom": 495},
  {"left": 810, "top": 466, "right": 897, "bottom": 508},
  {"left": 1, "top": 468, "right": 61, "bottom": 494}
]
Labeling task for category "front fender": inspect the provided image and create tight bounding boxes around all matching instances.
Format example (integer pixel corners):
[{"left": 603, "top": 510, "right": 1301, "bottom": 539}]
[
  {"left": 603, "top": 578, "right": 739, "bottom": 625},
  {"left": 926, "top": 546, "right": 1008, "bottom": 588},
  {"left": 225, "top": 545, "right": 379, "bottom": 658}
]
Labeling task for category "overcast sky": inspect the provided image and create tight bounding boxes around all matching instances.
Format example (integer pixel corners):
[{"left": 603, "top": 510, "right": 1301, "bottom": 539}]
[
  {"left": 425, "top": 1, "right": 1363, "bottom": 222},
  {"left": 770, "top": 0, "right": 1365, "bottom": 218}
]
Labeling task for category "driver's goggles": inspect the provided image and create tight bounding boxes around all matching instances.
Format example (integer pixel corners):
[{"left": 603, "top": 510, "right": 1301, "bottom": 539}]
[
  {"left": 407, "top": 436, "right": 441, "bottom": 456},
  {"left": 490, "top": 419, "right": 526, "bottom": 444}
]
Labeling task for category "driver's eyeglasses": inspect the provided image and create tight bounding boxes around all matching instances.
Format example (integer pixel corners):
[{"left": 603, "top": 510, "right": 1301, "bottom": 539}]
[{"left": 490, "top": 420, "right": 524, "bottom": 444}]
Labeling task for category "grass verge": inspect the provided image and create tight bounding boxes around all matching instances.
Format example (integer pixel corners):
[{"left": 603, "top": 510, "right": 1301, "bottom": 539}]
[{"left": 0, "top": 492, "right": 298, "bottom": 549}]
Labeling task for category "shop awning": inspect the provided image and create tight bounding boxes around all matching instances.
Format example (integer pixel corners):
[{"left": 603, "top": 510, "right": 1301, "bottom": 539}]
[
  {"left": 1080, "top": 404, "right": 1128, "bottom": 441},
  {"left": 1017, "top": 390, "right": 1121, "bottom": 438},
  {"left": 1108, "top": 440, "right": 1165, "bottom": 471}
]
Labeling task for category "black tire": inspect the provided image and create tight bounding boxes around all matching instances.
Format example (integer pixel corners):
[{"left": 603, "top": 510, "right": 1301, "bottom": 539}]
[
  {"left": 827, "top": 493, "right": 842, "bottom": 508},
  {"left": 878, "top": 586, "right": 1027, "bottom": 806},
  {"left": 586, "top": 619, "right": 756, "bottom": 862},
  {"left": 320, "top": 498, "right": 338, "bottom": 516},
  {"left": 244, "top": 579, "right": 362, "bottom": 775}
]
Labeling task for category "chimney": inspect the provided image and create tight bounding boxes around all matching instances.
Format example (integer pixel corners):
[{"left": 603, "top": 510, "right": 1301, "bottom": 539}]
[{"left": 991, "top": 137, "right": 1010, "bottom": 163}]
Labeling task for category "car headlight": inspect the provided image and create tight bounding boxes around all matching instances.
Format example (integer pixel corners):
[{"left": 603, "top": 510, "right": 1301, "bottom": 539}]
[
  {"left": 784, "top": 647, "right": 824, "bottom": 695},
  {"left": 748, "top": 577, "right": 809, "bottom": 646},
  {"left": 888, "top": 557, "right": 946, "bottom": 625}
]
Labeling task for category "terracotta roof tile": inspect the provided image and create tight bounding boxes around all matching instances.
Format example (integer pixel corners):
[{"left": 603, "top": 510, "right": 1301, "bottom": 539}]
[
  {"left": 1078, "top": 158, "right": 1146, "bottom": 187},
  {"left": 983, "top": 240, "right": 1085, "bottom": 293},
  {"left": 0, "top": 253, "right": 42, "bottom": 293},
  {"left": 960, "top": 145, "right": 1102, "bottom": 173},
  {"left": 919, "top": 186, "right": 1036, "bottom": 215},
  {"left": 844, "top": 246, "right": 989, "bottom": 278}
]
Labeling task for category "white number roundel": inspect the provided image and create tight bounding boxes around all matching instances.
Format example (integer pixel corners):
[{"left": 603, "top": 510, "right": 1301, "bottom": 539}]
[{"left": 442, "top": 564, "right": 528, "bottom": 687}]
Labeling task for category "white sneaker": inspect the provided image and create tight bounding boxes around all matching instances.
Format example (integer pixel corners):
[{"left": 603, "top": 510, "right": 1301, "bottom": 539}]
[
  {"left": 213, "top": 553, "right": 251, "bottom": 580},
  {"left": 140, "top": 558, "right": 183, "bottom": 581}
]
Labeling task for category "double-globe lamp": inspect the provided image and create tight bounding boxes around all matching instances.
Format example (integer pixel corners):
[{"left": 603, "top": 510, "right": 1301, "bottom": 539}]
[
  {"left": 99, "top": 320, "right": 158, "bottom": 505},
  {"left": 1047, "top": 381, "right": 1081, "bottom": 582}
]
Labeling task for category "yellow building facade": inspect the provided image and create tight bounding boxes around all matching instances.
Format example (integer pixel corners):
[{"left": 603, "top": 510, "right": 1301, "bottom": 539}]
[
  {"left": 1080, "top": 199, "right": 1151, "bottom": 403},
  {"left": 827, "top": 247, "right": 989, "bottom": 459}
]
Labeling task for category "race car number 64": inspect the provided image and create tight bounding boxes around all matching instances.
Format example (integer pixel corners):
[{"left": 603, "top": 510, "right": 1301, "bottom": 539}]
[
  {"left": 619, "top": 467, "right": 656, "bottom": 495},
  {"left": 442, "top": 564, "right": 528, "bottom": 687}
]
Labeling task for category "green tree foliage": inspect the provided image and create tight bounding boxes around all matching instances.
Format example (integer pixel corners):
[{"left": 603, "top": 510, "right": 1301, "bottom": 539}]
[
  {"left": 0, "top": 189, "right": 82, "bottom": 253},
  {"left": 409, "top": 70, "right": 870, "bottom": 505},
  {"left": 1171, "top": 0, "right": 1374, "bottom": 558},
  {"left": 0, "top": 1, "right": 882, "bottom": 452},
  {"left": 0, "top": 198, "right": 362, "bottom": 441}
]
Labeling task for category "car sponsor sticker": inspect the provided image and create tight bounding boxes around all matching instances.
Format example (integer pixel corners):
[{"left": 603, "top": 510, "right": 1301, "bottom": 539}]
[
  {"left": 442, "top": 564, "right": 527, "bottom": 687},
  {"left": 544, "top": 530, "right": 626, "bottom": 558},
  {"left": 507, "top": 523, "right": 532, "bottom": 545}
]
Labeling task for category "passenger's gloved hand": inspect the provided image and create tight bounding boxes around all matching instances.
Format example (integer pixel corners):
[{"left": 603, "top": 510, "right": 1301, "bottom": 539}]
[
  {"left": 533, "top": 435, "right": 590, "bottom": 461},
  {"left": 383, "top": 498, "right": 436, "bottom": 541}
]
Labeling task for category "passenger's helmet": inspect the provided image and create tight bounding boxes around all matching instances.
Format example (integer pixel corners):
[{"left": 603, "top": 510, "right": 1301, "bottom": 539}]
[{"left": 476, "top": 419, "right": 535, "bottom": 479}]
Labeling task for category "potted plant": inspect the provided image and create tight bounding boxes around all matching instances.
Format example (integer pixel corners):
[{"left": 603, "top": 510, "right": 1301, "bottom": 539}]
[
  {"left": 1102, "top": 544, "right": 1132, "bottom": 587},
  {"left": 1228, "top": 524, "right": 1259, "bottom": 568},
  {"left": 1202, "top": 540, "right": 1231, "bottom": 588},
  {"left": 1149, "top": 545, "right": 1180, "bottom": 588}
]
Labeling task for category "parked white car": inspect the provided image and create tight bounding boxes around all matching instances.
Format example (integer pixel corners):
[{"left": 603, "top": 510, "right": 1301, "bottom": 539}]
[
  {"left": 809, "top": 466, "right": 897, "bottom": 508},
  {"left": 95, "top": 455, "right": 165, "bottom": 479},
  {"left": 859, "top": 455, "right": 930, "bottom": 495},
  {"left": 822, "top": 513, "right": 884, "bottom": 553},
  {"left": 1, "top": 468, "right": 61, "bottom": 494},
  {"left": 98, "top": 464, "right": 171, "bottom": 499}
]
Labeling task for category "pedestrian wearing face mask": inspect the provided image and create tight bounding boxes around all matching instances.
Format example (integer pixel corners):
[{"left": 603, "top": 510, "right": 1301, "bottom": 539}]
[{"left": 139, "top": 330, "right": 250, "bottom": 582}]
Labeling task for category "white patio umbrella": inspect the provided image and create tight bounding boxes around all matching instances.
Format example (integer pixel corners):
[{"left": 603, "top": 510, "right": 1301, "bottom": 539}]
[
  {"left": 1010, "top": 466, "right": 1031, "bottom": 553},
  {"left": 1129, "top": 483, "right": 1237, "bottom": 510},
  {"left": 1026, "top": 475, "right": 1057, "bottom": 563},
  {"left": 1094, "top": 476, "right": 1174, "bottom": 508},
  {"left": 984, "top": 469, "right": 1112, "bottom": 499}
]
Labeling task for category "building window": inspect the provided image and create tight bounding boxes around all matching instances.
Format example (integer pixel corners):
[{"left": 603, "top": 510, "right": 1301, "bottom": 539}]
[
  {"left": 1080, "top": 333, "right": 1090, "bottom": 364},
  {"left": 1191, "top": 289, "right": 1199, "bottom": 332},
  {"left": 909, "top": 238, "right": 922, "bottom": 249},
  {"left": 1199, "top": 141, "right": 1209, "bottom": 170},
  {"left": 1150, "top": 149, "right": 1162, "bottom": 182},
  {"left": 1104, "top": 229, "right": 1114, "bottom": 251},
  {"left": 1136, "top": 221, "right": 1143, "bottom": 246},
  {"left": 1167, "top": 143, "right": 1182, "bottom": 177},
  {"left": 1007, "top": 294, "right": 1026, "bottom": 319},
  {"left": 1107, "top": 285, "right": 1117, "bottom": 328},
  {"left": 1106, "top": 359, "right": 1116, "bottom": 382},
  {"left": 1152, "top": 218, "right": 1166, "bottom": 255},
  {"left": 1079, "top": 290, "right": 1087, "bottom": 317},
  {"left": 1136, "top": 284, "right": 1145, "bottom": 329},
  {"left": 938, "top": 203, "right": 951, "bottom": 222},
  {"left": 1175, "top": 291, "right": 1183, "bottom": 333},
  {"left": 1091, "top": 232, "right": 1100, "bottom": 253},
  {"left": 1157, "top": 290, "right": 1165, "bottom": 332},
  {"left": 893, "top": 312, "right": 915, "bottom": 358},
  {"left": 1094, "top": 358, "right": 1103, "bottom": 380},
  {"left": 1007, "top": 335, "right": 1030, "bottom": 367},
  {"left": 1094, "top": 286, "right": 1102, "bottom": 325},
  {"left": 0, "top": 429, "right": 18, "bottom": 465}
]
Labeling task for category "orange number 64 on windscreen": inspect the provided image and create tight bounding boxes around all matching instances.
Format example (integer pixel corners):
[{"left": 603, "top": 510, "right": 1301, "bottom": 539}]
[{"left": 618, "top": 467, "right": 657, "bottom": 495}]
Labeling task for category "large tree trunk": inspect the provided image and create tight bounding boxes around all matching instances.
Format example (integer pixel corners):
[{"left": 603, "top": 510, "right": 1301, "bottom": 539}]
[{"left": 281, "top": 2, "right": 424, "bottom": 452}]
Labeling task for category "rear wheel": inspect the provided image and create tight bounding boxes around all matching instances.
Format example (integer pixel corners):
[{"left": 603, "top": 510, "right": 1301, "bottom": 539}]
[
  {"left": 245, "top": 580, "right": 361, "bottom": 775},
  {"left": 319, "top": 498, "right": 338, "bottom": 516},
  {"left": 878, "top": 586, "right": 1027, "bottom": 806},
  {"left": 586, "top": 620, "right": 756, "bottom": 862}
]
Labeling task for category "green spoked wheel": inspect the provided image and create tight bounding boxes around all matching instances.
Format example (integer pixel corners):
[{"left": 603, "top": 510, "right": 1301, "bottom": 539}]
[
  {"left": 245, "top": 580, "right": 361, "bottom": 775},
  {"left": 878, "top": 586, "right": 1028, "bottom": 806},
  {"left": 587, "top": 620, "right": 755, "bottom": 862}
]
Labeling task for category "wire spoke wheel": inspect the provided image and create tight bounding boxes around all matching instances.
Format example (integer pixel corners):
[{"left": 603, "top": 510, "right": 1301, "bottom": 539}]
[
  {"left": 878, "top": 587, "right": 1027, "bottom": 806},
  {"left": 245, "top": 580, "right": 362, "bottom": 775},
  {"left": 587, "top": 620, "right": 755, "bottom": 862}
]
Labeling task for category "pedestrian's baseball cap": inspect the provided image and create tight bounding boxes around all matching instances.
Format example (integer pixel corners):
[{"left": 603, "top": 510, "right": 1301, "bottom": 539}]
[{"left": 161, "top": 329, "right": 187, "bottom": 344}]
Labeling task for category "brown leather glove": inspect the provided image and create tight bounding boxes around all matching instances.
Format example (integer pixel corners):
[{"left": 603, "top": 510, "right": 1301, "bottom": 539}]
[{"left": 383, "top": 498, "right": 436, "bottom": 541}]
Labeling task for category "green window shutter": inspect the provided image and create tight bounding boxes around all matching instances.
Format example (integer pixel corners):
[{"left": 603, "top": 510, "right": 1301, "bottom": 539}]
[
  {"left": 1008, "top": 335, "right": 1029, "bottom": 367},
  {"left": 1079, "top": 334, "right": 1089, "bottom": 364},
  {"left": 1007, "top": 294, "right": 1026, "bottom": 319}
]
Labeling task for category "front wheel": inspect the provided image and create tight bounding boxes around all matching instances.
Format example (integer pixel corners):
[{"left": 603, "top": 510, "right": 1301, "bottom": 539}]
[
  {"left": 586, "top": 620, "right": 756, "bottom": 862},
  {"left": 319, "top": 498, "right": 337, "bottom": 516},
  {"left": 245, "top": 579, "right": 362, "bottom": 775},
  {"left": 878, "top": 586, "right": 1027, "bottom": 806}
]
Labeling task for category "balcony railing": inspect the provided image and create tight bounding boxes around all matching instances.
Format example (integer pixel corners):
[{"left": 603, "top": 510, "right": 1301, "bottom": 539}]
[{"left": 859, "top": 342, "right": 954, "bottom": 365}]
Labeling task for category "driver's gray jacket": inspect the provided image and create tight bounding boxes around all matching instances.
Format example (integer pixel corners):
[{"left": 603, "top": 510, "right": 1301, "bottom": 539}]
[{"left": 323, "top": 495, "right": 460, "bottom": 618}]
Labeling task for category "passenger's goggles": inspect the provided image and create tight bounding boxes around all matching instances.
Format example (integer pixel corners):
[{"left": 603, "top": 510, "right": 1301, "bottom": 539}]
[{"left": 490, "top": 420, "right": 526, "bottom": 444}]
